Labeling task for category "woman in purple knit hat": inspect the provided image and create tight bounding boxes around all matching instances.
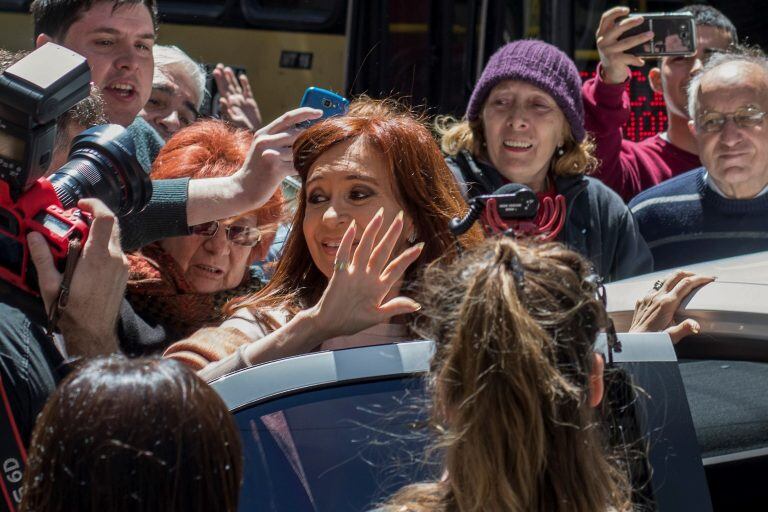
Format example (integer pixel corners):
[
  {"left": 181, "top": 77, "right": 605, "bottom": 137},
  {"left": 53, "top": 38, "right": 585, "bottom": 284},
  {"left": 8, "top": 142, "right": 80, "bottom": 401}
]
[{"left": 439, "top": 39, "right": 652, "bottom": 281}]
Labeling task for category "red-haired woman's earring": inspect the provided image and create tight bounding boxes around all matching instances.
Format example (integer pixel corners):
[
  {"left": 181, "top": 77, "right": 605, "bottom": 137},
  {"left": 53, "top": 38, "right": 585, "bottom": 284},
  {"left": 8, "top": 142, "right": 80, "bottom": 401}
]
[
  {"left": 556, "top": 146, "right": 565, "bottom": 157},
  {"left": 407, "top": 231, "right": 418, "bottom": 244}
]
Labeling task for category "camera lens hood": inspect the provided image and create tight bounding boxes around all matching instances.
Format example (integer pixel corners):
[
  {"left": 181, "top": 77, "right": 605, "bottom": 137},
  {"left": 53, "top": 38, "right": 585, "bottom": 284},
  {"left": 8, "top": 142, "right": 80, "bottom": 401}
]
[{"left": 48, "top": 124, "right": 152, "bottom": 216}]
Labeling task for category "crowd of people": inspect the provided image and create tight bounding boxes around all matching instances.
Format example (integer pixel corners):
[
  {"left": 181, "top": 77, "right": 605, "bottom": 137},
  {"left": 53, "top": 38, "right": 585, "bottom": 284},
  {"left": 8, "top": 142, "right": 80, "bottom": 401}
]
[{"left": 0, "top": 0, "right": 765, "bottom": 510}]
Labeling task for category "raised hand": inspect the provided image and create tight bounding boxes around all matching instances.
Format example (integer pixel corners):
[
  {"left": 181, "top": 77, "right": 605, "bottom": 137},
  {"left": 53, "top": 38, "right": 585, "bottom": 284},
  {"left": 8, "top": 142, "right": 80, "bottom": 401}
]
[
  {"left": 595, "top": 7, "right": 654, "bottom": 84},
  {"left": 213, "top": 64, "right": 263, "bottom": 132},
  {"left": 231, "top": 106, "right": 323, "bottom": 198},
  {"left": 308, "top": 208, "right": 424, "bottom": 339}
]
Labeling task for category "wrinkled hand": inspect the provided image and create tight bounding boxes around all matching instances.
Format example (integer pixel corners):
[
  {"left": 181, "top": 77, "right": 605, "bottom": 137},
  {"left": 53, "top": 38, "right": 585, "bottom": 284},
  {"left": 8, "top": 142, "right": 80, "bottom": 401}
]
[
  {"left": 230, "top": 106, "right": 322, "bottom": 203},
  {"left": 629, "top": 270, "right": 715, "bottom": 343},
  {"left": 308, "top": 209, "right": 423, "bottom": 339},
  {"left": 27, "top": 199, "right": 128, "bottom": 357},
  {"left": 596, "top": 7, "right": 654, "bottom": 84},
  {"left": 214, "top": 64, "right": 263, "bottom": 132}
]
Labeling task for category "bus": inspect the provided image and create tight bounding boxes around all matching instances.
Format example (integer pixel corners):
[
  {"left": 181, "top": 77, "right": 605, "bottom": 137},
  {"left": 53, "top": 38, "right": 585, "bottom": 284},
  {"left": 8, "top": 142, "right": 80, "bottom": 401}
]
[{"left": 0, "top": 0, "right": 763, "bottom": 137}]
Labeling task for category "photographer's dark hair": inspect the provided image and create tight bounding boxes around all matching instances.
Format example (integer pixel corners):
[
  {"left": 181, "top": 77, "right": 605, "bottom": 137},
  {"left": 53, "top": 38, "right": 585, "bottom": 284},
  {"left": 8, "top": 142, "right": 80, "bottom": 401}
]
[
  {"left": 19, "top": 356, "right": 243, "bottom": 512},
  {"left": 677, "top": 4, "right": 738, "bottom": 43},
  {"left": 31, "top": 0, "right": 158, "bottom": 39}
]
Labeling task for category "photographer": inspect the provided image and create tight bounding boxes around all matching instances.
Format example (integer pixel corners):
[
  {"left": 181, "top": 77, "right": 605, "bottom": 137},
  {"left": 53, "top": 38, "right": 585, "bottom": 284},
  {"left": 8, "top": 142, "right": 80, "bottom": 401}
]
[{"left": 583, "top": 5, "right": 736, "bottom": 202}]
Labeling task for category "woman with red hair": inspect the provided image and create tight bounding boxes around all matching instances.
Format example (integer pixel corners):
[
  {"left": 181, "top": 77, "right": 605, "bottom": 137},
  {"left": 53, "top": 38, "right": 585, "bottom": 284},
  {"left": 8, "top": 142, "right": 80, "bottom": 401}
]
[
  {"left": 164, "top": 99, "right": 482, "bottom": 378},
  {"left": 123, "top": 119, "right": 284, "bottom": 352}
]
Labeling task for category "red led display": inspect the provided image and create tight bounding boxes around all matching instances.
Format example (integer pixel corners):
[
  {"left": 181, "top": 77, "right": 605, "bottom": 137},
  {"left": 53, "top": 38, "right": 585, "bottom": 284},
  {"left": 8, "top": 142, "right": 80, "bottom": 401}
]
[{"left": 580, "top": 69, "right": 668, "bottom": 142}]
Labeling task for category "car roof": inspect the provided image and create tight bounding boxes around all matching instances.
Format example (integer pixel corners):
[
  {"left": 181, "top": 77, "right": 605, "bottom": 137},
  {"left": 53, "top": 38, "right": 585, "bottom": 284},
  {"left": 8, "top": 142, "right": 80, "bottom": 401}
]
[
  {"left": 210, "top": 340, "right": 434, "bottom": 411},
  {"left": 606, "top": 251, "right": 768, "bottom": 343},
  {"left": 212, "top": 335, "right": 712, "bottom": 511}
]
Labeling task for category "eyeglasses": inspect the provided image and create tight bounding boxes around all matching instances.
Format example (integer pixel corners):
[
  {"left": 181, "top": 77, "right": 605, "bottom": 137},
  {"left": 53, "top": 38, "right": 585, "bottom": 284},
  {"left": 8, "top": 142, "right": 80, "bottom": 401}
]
[
  {"left": 697, "top": 106, "right": 766, "bottom": 133},
  {"left": 189, "top": 221, "right": 262, "bottom": 247}
]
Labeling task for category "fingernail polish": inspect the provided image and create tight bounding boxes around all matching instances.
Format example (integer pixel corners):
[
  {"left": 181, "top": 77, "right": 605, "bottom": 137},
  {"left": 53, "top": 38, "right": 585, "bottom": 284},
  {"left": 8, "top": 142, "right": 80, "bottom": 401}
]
[
  {"left": 415, "top": 242, "right": 425, "bottom": 250},
  {"left": 396, "top": 210, "right": 404, "bottom": 221},
  {"left": 377, "top": 206, "right": 384, "bottom": 217},
  {"left": 692, "top": 323, "right": 700, "bottom": 334}
]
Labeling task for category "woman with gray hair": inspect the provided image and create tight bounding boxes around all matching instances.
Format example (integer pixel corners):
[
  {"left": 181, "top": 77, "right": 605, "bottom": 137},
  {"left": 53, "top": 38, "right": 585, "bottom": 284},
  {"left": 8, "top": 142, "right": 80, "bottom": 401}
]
[{"left": 139, "top": 44, "right": 207, "bottom": 140}]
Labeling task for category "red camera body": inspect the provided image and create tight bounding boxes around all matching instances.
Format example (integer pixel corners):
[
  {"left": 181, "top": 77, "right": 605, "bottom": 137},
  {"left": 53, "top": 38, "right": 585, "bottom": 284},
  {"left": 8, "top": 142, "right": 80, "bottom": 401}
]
[{"left": 0, "top": 179, "right": 90, "bottom": 295}]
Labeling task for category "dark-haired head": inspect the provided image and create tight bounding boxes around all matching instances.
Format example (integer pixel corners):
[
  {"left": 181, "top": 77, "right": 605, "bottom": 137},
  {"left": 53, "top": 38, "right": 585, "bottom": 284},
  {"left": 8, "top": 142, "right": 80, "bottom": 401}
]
[
  {"left": 31, "top": 0, "right": 158, "bottom": 40},
  {"left": 227, "top": 97, "right": 482, "bottom": 321},
  {"left": 20, "top": 357, "right": 242, "bottom": 512},
  {"left": 677, "top": 4, "right": 737, "bottom": 44},
  {"left": 385, "top": 238, "right": 630, "bottom": 512}
]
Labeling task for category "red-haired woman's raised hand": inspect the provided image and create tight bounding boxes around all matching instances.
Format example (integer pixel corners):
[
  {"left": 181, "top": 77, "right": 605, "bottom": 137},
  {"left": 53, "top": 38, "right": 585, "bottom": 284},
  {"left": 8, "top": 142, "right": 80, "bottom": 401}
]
[{"left": 307, "top": 208, "right": 424, "bottom": 339}]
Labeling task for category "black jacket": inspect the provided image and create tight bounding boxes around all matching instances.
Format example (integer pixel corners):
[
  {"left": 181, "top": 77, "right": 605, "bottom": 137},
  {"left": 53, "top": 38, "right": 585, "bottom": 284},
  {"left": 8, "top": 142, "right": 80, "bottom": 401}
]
[{"left": 447, "top": 151, "right": 653, "bottom": 281}]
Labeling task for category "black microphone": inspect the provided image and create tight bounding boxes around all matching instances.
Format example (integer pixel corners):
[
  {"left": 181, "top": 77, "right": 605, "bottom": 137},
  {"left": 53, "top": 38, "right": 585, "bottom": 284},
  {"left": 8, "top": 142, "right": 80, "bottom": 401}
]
[{"left": 449, "top": 183, "right": 539, "bottom": 235}]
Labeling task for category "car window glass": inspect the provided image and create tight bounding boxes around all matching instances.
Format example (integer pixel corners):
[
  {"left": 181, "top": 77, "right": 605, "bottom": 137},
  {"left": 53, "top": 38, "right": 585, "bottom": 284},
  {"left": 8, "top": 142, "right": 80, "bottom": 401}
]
[{"left": 233, "top": 377, "right": 436, "bottom": 512}]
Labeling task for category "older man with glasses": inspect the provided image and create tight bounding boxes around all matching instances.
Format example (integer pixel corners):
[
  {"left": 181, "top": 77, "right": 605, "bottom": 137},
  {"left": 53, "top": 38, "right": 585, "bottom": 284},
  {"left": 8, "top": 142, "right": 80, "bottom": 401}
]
[{"left": 629, "top": 49, "right": 768, "bottom": 270}]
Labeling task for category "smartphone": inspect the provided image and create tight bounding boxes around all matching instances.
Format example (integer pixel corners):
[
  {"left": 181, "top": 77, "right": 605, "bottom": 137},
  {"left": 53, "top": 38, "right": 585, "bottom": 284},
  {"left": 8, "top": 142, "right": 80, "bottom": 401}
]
[
  {"left": 297, "top": 87, "right": 349, "bottom": 128},
  {"left": 618, "top": 12, "right": 697, "bottom": 57}
]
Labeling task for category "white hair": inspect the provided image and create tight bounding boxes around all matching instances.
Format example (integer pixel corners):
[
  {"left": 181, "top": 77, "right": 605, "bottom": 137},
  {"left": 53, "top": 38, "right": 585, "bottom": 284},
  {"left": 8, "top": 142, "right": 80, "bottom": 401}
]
[
  {"left": 687, "top": 51, "right": 768, "bottom": 124},
  {"left": 152, "top": 44, "right": 207, "bottom": 110}
]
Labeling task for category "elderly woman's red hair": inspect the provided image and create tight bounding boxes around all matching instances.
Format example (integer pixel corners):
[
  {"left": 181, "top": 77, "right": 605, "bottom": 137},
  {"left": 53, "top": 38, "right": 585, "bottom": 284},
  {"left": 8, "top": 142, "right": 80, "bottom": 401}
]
[
  {"left": 124, "top": 119, "right": 286, "bottom": 352},
  {"left": 151, "top": 119, "right": 284, "bottom": 236}
]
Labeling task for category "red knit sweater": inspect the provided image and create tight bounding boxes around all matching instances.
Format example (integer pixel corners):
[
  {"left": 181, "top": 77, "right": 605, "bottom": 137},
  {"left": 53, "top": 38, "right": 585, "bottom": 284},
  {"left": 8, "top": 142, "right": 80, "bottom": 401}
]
[{"left": 582, "top": 67, "right": 701, "bottom": 203}]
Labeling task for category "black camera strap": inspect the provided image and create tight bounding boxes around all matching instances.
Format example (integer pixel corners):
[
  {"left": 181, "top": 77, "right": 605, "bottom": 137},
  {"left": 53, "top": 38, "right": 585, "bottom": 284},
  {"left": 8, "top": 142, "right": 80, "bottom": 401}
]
[
  {"left": 0, "top": 374, "right": 26, "bottom": 511},
  {"left": 46, "top": 239, "right": 82, "bottom": 337}
]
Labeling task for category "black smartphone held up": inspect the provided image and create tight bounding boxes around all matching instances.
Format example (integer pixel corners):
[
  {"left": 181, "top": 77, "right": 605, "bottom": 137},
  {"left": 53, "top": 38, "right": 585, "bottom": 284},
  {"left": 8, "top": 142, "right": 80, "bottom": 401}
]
[{"left": 619, "top": 12, "right": 697, "bottom": 57}]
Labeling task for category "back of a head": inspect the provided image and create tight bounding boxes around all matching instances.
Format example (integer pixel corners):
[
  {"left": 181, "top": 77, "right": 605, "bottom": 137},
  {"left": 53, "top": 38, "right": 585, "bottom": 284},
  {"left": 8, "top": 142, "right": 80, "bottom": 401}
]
[
  {"left": 20, "top": 356, "right": 243, "bottom": 512},
  {"left": 389, "top": 238, "right": 629, "bottom": 512},
  {"left": 31, "top": 0, "right": 159, "bottom": 39}
]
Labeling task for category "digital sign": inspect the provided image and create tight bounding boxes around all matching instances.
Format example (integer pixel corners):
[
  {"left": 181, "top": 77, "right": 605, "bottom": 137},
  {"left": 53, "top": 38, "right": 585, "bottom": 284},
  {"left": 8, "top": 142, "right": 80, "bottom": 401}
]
[{"left": 580, "top": 69, "right": 668, "bottom": 142}]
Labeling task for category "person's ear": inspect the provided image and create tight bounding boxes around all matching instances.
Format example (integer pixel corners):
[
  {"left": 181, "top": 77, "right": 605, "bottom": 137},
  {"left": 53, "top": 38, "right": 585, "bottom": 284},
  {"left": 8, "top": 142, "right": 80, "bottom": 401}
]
[
  {"left": 648, "top": 67, "right": 663, "bottom": 94},
  {"left": 588, "top": 352, "right": 605, "bottom": 408},
  {"left": 35, "top": 33, "right": 53, "bottom": 49}
]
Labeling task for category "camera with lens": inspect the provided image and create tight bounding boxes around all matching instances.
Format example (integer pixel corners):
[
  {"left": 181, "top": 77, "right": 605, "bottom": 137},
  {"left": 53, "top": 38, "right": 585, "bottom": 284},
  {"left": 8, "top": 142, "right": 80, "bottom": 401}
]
[{"left": 0, "top": 43, "right": 152, "bottom": 294}]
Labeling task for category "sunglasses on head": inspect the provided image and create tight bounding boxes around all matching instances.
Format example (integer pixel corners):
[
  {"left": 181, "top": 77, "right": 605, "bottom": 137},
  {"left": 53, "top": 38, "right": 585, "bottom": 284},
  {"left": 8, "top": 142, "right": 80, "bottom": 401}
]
[{"left": 189, "top": 220, "right": 262, "bottom": 247}]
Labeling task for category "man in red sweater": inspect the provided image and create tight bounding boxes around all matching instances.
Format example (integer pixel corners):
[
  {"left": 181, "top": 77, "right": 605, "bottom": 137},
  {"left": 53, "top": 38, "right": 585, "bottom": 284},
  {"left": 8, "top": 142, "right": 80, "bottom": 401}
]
[{"left": 582, "top": 5, "right": 736, "bottom": 202}]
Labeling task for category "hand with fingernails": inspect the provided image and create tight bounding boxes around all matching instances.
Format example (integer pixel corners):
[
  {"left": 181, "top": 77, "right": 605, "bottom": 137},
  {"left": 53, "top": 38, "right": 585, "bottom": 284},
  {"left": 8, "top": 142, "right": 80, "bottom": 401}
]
[
  {"left": 596, "top": 6, "right": 655, "bottom": 85},
  {"left": 187, "top": 106, "right": 322, "bottom": 226},
  {"left": 213, "top": 64, "right": 263, "bottom": 132},
  {"left": 305, "top": 207, "right": 424, "bottom": 340},
  {"left": 629, "top": 270, "right": 716, "bottom": 344}
]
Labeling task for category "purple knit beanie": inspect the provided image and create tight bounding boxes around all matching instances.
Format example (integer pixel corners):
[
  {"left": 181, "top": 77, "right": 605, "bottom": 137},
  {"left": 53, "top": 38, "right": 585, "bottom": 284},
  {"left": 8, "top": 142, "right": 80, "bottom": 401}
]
[{"left": 466, "top": 40, "right": 586, "bottom": 142}]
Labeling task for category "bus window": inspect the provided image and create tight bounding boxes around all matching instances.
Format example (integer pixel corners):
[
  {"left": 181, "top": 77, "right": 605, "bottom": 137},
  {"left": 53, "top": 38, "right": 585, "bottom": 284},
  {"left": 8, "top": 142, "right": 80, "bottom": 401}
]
[
  {"left": 157, "top": 0, "right": 228, "bottom": 23},
  {"left": 0, "top": 0, "right": 27, "bottom": 12},
  {"left": 240, "top": 0, "right": 346, "bottom": 32}
]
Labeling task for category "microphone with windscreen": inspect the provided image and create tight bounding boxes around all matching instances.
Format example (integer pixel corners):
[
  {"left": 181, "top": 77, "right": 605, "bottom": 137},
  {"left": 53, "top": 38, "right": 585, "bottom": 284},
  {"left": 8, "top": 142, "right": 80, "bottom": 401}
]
[{"left": 450, "top": 183, "right": 566, "bottom": 240}]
